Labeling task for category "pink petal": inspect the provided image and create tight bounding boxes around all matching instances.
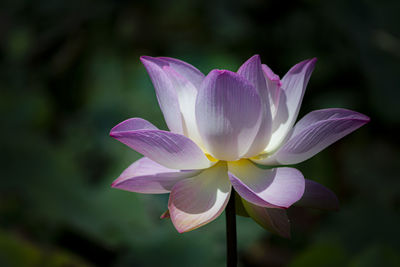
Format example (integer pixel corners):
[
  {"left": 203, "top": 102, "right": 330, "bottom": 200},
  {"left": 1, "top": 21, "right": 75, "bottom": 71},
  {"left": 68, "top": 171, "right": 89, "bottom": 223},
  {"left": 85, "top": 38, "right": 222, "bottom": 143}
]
[
  {"left": 228, "top": 160, "right": 305, "bottom": 208},
  {"left": 241, "top": 198, "right": 291, "bottom": 238},
  {"left": 196, "top": 70, "right": 262, "bottom": 161},
  {"left": 267, "top": 108, "right": 370, "bottom": 165},
  {"left": 266, "top": 58, "right": 317, "bottom": 152},
  {"left": 110, "top": 118, "right": 213, "bottom": 170},
  {"left": 237, "top": 55, "right": 273, "bottom": 157},
  {"left": 168, "top": 162, "right": 231, "bottom": 233},
  {"left": 294, "top": 179, "right": 339, "bottom": 211},
  {"left": 111, "top": 157, "right": 201, "bottom": 194},
  {"left": 140, "top": 56, "right": 184, "bottom": 134}
]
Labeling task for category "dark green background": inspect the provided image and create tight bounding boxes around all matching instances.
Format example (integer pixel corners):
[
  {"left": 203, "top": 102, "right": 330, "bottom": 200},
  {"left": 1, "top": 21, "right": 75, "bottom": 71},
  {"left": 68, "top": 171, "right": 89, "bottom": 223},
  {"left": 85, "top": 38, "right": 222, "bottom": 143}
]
[{"left": 1, "top": 0, "right": 399, "bottom": 266}]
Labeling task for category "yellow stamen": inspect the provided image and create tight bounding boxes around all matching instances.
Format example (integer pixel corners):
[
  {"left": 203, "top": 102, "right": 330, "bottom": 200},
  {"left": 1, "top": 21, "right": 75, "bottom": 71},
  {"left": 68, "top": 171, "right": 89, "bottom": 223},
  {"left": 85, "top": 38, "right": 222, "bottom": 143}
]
[
  {"left": 249, "top": 152, "right": 269, "bottom": 161},
  {"left": 205, "top": 153, "right": 219, "bottom": 162}
]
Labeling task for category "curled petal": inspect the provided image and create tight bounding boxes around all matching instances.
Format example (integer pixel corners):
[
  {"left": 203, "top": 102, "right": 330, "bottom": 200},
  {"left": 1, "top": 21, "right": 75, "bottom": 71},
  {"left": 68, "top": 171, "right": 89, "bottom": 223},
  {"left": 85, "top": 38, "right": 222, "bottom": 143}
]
[
  {"left": 266, "top": 58, "right": 317, "bottom": 152},
  {"left": 196, "top": 70, "right": 262, "bottom": 161},
  {"left": 238, "top": 55, "right": 273, "bottom": 157},
  {"left": 262, "top": 108, "right": 370, "bottom": 165},
  {"left": 110, "top": 118, "right": 213, "bottom": 169},
  {"left": 241, "top": 199, "right": 291, "bottom": 238},
  {"left": 111, "top": 118, "right": 157, "bottom": 131},
  {"left": 168, "top": 162, "right": 231, "bottom": 233},
  {"left": 295, "top": 179, "right": 339, "bottom": 211},
  {"left": 160, "top": 210, "right": 170, "bottom": 219},
  {"left": 228, "top": 160, "right": 305, "bottom": 208},
  {"left": 111, "top": 157, "right": 201, "bottom": 194}
]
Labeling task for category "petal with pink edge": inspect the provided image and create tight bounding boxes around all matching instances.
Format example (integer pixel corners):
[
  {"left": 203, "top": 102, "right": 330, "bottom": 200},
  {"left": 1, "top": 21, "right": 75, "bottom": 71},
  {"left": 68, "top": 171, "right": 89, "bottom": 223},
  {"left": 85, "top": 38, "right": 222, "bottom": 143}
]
[
  {"left": 228, "top": 160, "right": 305, "bottom": 208},
  {"left": 157, "top": 57, "right": 205, "bottom": 89},
  {"left": 141, "top": 56, "right": 204, "bottom": 146},
  {"left": 237, "top": 55, "right": 273, "bottom": 157},
  {"left": 294, "top": 179, "right": 339, "bottom": 211},
  {"left": 168, "top": 162, "right": 231, "bottom": 233},
  {"left": 241, "top": 198, "right": 291, "bottom": 238},
  {"left": 111, "top": 157, "right": 201, "bottom": 194},
  {"left": 110, "top": 118, "right": 213, "bottom": 170},
  {"left": 162, "top": 66, "right": 204, "bottom": 146},
  {"left": 196, "top": 70, "right": 262, "bottom": 161},
  {"left": 265, "top": 108, "right": 370, "bottom": 165},
  {"left": 262, "top": 64, "right": 282, "bottom": 117},
  {"left": 266, "top": 58, "right": 317, "bottom": 152}
]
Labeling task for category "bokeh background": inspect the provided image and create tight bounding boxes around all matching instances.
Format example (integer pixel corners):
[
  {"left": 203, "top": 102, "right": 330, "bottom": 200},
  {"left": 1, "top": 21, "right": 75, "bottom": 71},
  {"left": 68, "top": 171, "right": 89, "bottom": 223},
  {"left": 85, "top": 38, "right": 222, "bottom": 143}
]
[{"left": 1, "top": 0, "right": 400, "bottom": 266}]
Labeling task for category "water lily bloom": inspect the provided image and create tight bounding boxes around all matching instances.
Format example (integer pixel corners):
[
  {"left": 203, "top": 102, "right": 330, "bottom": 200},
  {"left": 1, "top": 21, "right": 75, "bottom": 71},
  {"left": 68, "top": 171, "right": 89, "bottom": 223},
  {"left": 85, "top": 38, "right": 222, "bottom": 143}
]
[{"left": 110, "top": 55, "right": 369, "bottom": 236}]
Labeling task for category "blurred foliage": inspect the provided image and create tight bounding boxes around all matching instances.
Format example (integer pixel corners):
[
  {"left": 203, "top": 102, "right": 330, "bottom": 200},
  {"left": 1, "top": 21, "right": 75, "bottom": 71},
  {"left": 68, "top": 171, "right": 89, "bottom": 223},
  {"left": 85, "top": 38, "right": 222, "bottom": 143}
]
[
  {"left": 1, "top": 0, "right": 399, "bottom": 266},
  {"left": 0, "top": 229, "right": 91, "bottom": 267}
]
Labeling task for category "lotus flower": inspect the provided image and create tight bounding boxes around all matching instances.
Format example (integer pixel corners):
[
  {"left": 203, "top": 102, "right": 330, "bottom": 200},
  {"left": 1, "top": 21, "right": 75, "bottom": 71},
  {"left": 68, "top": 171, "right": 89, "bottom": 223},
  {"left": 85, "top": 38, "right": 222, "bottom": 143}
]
[{"left": 110, "top": 55, "right": 369, "bottom": 236}]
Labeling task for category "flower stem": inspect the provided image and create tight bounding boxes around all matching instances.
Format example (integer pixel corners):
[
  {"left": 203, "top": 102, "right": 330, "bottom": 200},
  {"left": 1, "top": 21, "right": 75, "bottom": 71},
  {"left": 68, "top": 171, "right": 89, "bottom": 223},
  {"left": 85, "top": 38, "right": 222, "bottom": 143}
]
[{"left": 226, "top": 192, "right": 237, "bottom": 267}]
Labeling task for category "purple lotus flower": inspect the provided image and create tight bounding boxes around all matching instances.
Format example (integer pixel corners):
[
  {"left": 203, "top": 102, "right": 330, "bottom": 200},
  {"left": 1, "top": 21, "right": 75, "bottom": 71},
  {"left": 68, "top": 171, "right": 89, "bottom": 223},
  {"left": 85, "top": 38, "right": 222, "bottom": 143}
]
[{"left": 110, "top": 55, "right": 369, "bottom": 236}]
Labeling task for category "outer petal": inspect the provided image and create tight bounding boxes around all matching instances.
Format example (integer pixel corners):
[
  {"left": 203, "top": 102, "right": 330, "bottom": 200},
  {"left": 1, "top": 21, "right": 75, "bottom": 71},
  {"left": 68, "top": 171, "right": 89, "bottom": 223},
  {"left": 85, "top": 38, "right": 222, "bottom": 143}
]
[
  {"left": 168, "top": 162, "right": 231, "bottom": 233},
  {"left": 265, "top": 58, "right": 317, "bottom": 152},
  {"left": 237, "top": 55, "right": 273, "bottom": 157},
  {"left": 110, "top": 118, "right": 213, "bottom": 170},
  {"left": 111, "top": 157, "right": 201, "bottom": 194},
  {"left": 140, "top": 56, "right": 184, "bottom": 134},
  {"left": 228, "top": 160, "right": 305, "bottom": 208},
  {"left": 294, "top": 179, "right": 339, "bottom": 210},
  {"left": 288, "top": 108, "right": 369, "bottom": 138},
  {"left": 241, "top": 198, "right": 291, "bottom": 238},
  {"left": 196, "top": 70, "right": 262, "bottom": 161},
  {"left": 262, "top": 108, "right": 370, "bottom": 165}
]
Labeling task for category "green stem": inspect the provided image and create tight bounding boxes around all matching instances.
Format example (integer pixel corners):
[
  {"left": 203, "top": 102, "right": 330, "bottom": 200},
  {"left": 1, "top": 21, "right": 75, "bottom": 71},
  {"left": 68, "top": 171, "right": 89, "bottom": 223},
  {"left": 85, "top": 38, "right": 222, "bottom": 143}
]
[{"left": 226, "top": 192, "right": 237, "bottom": 267}]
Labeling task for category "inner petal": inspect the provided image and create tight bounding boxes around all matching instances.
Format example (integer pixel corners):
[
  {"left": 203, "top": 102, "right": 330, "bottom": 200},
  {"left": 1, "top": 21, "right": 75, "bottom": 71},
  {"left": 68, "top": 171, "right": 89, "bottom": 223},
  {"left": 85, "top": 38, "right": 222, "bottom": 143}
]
[{"left": 196, "top": 70, "right": 262, "bottom": 161}]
